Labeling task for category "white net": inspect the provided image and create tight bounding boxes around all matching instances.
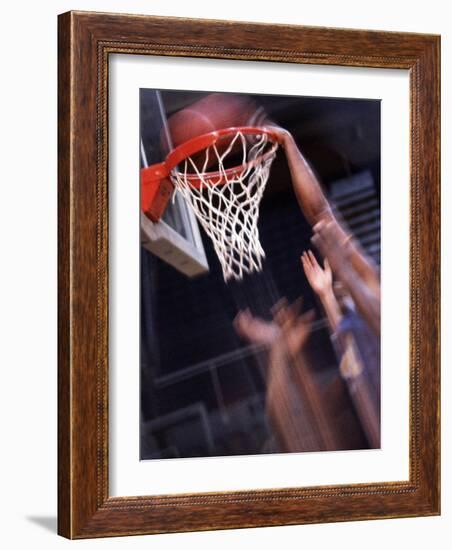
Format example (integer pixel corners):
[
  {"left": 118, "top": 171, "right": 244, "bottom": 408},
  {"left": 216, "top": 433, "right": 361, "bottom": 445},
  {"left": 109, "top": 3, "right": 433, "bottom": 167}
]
[{"left": 170, "top": 130, "right": 278, "bottom": 282}]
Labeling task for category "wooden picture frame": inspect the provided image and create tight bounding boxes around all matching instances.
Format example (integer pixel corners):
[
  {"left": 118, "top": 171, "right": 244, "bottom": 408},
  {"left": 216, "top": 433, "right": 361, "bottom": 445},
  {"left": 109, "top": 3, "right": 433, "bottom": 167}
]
[{"left": 58, "top": 10, "right": 440, "bottom": 539}]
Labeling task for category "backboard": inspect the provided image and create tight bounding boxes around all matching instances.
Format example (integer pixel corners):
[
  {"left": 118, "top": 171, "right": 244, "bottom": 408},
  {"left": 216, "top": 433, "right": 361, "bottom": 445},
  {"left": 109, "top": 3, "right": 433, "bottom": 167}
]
[{"left": 140, "top": 89, "right": 209, "bottom": 277}]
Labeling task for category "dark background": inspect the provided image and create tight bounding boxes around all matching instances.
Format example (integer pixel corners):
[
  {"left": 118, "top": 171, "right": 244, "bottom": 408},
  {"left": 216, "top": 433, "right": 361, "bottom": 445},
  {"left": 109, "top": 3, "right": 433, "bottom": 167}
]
[{"left": 140, "top": 90, "right": 381, "bottom": 460}]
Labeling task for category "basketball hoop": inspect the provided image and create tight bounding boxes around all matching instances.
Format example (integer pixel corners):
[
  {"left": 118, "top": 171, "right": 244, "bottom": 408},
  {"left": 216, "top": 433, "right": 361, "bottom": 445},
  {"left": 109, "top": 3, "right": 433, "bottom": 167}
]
[{"left": 141, "top": 126, "right": 280, "bottom": 281}]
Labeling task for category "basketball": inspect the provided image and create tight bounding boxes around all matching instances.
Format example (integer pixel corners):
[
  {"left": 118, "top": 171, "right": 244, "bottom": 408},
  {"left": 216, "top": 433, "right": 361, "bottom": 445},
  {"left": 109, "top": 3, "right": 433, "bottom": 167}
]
[{"left": 166, "top": 93, "right": 270, "bottom": 170}]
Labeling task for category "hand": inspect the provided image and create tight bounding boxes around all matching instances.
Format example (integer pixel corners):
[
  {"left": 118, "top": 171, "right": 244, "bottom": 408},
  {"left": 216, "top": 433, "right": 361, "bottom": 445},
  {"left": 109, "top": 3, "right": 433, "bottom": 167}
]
[
  {"left": 271, "top": 298, "right": 315, "bottom": 356},
  {"left": 233, "top": 309, "right": 278, "bottom": 346},
  {"left": 301, "top": 250, "right": 333, "bottom": 298},
  {"left": 263, "top": 124, "right": 293, "bottom": 147}
]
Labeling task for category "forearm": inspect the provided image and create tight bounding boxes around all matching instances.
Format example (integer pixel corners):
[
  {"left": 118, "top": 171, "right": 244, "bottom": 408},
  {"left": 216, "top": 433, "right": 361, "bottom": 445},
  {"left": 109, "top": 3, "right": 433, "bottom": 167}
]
[
  {"left": 344, "top": 237, "right": 380, "bottom": 294},
  {"left": 318, "top": 289, "right": 343, "bottom": 332},
  {"left": 335, "top": 263, "right": 380, "bottom": 336},
  {"left": 281, "top": 134, "right": 333, "bottom": 225}
]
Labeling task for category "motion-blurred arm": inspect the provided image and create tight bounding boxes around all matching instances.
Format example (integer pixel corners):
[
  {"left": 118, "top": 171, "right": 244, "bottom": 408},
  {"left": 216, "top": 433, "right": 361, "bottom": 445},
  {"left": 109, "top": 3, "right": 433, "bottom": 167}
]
[
  {"left": 301, "top": 250, "right": 342, "bottom": 331},
  {"left": 312, "top": 220, "right": 380, "bottom": 336},
  {"left": 274, "top": 129, "right": 380, "bottom": 294}
]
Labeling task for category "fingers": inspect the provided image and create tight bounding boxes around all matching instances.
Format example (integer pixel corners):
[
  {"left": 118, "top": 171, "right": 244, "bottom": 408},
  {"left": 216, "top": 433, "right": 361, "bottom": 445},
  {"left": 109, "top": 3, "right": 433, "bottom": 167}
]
[
  {"left": 300, "top": 252, "right": 310, "bottom": 275},
  {"left": 264, "top": 125, "right": 292, "bottom": 146},
  {"left": 307, "top": 249, "right": 320, "bottom": 269},
  {"left": 301, "top": 249, "right": 323, "bottom": 277},
  {"left": 301, "top": 250, "right": 312, "bottom": 270}
]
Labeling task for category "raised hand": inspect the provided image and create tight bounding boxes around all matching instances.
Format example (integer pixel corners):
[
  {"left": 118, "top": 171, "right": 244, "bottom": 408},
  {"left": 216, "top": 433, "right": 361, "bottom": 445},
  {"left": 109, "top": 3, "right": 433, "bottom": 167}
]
[
  {"left": 301, "top": 250, "right": 333, "bottom": 298},
  {"left": 312, "top": 219, "right": 380, "bottom": 336}
]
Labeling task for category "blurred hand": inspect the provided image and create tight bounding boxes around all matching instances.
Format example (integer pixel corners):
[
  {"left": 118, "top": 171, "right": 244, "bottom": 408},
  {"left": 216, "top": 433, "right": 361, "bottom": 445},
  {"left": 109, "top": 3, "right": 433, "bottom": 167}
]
[
  {"left": 271, "top": 298, "right": 315, "bottom": 357},
  {"left": 263, "top": 124, "right": 293, "bottom": 147},
  {"left": 301, "top": 250, "right": 333, "bottom": 298},
  {"left": 233, "top": 309, "right": 278, "bottom": 346},
  {"left": 234, "top": 299, "right": 314, "bottom": 357}
]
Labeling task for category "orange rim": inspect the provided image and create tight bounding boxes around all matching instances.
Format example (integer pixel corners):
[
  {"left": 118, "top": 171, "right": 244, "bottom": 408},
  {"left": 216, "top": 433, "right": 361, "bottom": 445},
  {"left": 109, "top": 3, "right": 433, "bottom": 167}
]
[{"left": 166, "top": 126, "right": 280, "bottom": 188}]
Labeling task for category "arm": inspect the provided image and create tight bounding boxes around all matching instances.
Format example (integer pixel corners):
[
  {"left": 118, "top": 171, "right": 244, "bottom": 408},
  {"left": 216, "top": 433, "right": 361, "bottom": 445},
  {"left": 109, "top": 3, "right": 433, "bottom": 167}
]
[
  {"left": 312, "top": 221, "right": 380, "bottom": 336},
  {"left": 277, "top": 131, "right": 333, "bottom": 226},
  {"left": 301, "top": 251, "right": 379, "bottom": 445},
  {"left": 301, "top": 250, "right": 342, "bottom": 331},
  {"left": 275, "top": 129, "right": 380, "bottom": 293},
  {"left": 339, "top": 232, "right": 381, "bottom": 295},
  {"left": 319, "top": 290, "right": 343, "bottom": 333},
  {"left": 301, "top": 250, "right": 367, "bottom": 369},
  {"left": 333, "top": 261, "right": 381, "bottom": 336}
]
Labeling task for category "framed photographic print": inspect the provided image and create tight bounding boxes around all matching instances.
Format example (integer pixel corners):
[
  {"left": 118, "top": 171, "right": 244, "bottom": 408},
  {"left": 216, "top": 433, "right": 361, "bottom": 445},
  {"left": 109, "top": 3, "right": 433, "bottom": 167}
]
[{"left": 58, "top": 11, "right": 440, "bottom": 538}]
